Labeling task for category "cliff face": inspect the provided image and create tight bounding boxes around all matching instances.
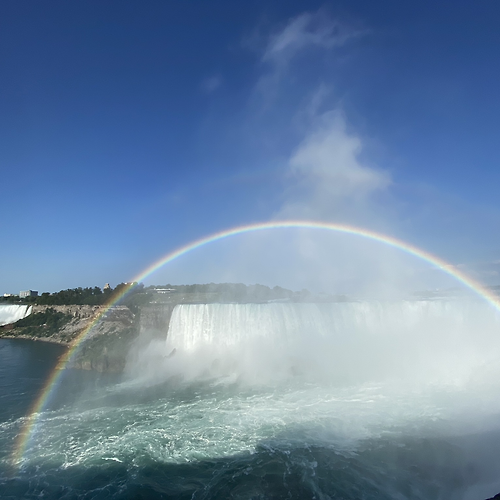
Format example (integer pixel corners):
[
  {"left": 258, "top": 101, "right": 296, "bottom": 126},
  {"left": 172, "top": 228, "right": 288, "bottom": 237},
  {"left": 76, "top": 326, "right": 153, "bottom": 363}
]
[
  {"left": 3, "top": 305, "right": 135, "bottom": 344},
  {"left": 32, "top": 305, "right": 103, "bottom": 344},
  {"left": 54, "top": 305, "right": 137, "bottom": 373},
  {"left": 0, "top": 304, "right": 138, "bottom": 373},
  {"left": 138, "top": 304, "right": 175, "bottom": 340},
  {"left": 0, "top": 302, "right": 181, "bottom": 373},
  {"left": 70, "top": 317, "right": 138, "bottom": 373},
  {"left": 71, "top": 304, "right": 179, "bottom": 372}
]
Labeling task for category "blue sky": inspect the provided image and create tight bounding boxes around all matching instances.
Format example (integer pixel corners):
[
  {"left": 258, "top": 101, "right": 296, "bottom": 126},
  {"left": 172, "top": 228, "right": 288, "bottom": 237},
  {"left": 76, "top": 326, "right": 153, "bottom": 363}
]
[{"left": 1, "top": 0, "right": 500, "bottom": 295}]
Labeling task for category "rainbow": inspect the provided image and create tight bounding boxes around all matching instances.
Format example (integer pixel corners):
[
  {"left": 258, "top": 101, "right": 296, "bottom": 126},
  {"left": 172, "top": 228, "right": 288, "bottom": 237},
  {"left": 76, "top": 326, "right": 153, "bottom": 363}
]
[{"left": 12, "top": 220, "right": 500, "bottom": 464}]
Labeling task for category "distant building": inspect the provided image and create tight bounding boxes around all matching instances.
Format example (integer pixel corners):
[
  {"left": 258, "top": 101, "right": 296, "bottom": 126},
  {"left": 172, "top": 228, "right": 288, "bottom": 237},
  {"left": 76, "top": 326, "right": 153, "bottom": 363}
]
[
  {"left": 20, "top": 290, "right": 38, "bottom": 298},
  {"left": 153, "top": 288, "right": 175, "bottom": 294},
  {"left": 103, "top": 283, "right": 111, "bottom": 291}
]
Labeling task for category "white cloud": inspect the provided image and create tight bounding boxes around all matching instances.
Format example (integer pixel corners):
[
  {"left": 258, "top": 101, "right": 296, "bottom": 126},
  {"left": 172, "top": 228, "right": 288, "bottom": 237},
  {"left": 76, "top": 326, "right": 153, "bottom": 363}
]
[
  {"left": 250, "top": 12, "right": 389, "bottom": 223},
  {"left": 253, "top": 11, "right": 362, "bottom": 103},
  {"left": 253, "top": 11, "right": 384, "bottom": 219},
  {"left": 290, "top": 110, "right": 389, "bottom": 196},
  {"left": 262, "top": 11, "right": 359, "bottom": 68},
  {"left": 267, "top": 91, "right": 402, "bottom": 296},
  {"left": 277, "top": 107, "right": 391, "bottom": 221}
]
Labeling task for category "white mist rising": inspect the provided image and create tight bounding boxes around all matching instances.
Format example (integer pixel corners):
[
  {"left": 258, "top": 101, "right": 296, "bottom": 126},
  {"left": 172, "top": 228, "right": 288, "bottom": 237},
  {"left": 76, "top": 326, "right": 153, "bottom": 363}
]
[{"left": 127, "top": 299, "right": 500, "bottom": 391}]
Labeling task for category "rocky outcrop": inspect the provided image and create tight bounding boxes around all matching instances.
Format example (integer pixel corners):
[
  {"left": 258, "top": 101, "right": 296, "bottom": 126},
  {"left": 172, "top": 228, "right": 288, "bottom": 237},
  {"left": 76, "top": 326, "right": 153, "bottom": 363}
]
[{"left": 0, "top": 304, "right": 135, "bottom": 345}]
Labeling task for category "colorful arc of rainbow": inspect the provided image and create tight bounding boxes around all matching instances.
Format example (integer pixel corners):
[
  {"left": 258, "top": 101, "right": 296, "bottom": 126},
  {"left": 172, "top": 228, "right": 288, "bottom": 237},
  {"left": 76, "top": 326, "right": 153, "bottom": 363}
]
[{"left": 12, "top": 220, "right": 500, "bottom": 464}]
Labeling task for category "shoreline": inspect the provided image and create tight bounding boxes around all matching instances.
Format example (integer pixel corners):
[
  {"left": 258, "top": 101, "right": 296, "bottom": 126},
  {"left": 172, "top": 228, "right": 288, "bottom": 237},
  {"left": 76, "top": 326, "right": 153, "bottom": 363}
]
[{"left": 0, "top": 334, "right": 70, "bottom": 347}]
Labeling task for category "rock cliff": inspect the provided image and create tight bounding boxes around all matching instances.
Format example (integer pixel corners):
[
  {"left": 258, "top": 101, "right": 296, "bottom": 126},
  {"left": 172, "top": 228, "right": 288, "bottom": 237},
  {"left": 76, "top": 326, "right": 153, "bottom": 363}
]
[{"left": 0, "top": 304, "right": 138, "bottom": 372}]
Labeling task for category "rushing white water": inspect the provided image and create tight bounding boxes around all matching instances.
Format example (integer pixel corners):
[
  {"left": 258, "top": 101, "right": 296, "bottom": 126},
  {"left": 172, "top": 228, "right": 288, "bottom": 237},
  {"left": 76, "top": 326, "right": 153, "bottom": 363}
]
[
  {"left": 139, "top": 300, "right": 500, "bottom": 387},
  {"left": 0, "top": 304, "right": 32, "bottom": 326}
]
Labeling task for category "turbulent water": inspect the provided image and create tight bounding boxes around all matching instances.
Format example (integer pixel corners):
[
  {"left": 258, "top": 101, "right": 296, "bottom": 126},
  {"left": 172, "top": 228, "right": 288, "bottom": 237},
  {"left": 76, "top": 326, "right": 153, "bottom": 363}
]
[
  {"left": 0, "top": 304, "right": 32, "bottom": 326},
  {"left": 2, "top": 300, "right": 500, "bottom": 499}
]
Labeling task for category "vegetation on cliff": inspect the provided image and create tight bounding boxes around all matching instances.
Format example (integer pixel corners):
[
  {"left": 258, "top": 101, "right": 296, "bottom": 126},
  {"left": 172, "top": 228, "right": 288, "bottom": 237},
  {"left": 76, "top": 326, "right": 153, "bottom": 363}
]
[
  {"left": 36, "top": 287, "right": 113, "bottom": 305},
  {"left": 0, "top": 283, "right": 144, "bottom": 306},
  {"left": 11, "top": 308, "right": 73, "bottom": 338},
  {"left": 36, "top": 283, "right": 140, "bottom": 306}
]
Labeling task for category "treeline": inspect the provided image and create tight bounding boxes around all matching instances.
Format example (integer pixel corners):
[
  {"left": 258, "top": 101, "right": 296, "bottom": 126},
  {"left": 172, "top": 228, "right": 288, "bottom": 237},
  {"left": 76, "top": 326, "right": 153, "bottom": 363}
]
[
  {"left": 37, "top": 286, "right": 113, "bottom": 305},
  {"left": 149, "top": 283, "right": 303, "bottom": 302},
  {"left": 0, "top": 283, "right": 143, "bottom": 306},
  {"left": 36, "top": 283, "right": 142, "bottom": 306}
]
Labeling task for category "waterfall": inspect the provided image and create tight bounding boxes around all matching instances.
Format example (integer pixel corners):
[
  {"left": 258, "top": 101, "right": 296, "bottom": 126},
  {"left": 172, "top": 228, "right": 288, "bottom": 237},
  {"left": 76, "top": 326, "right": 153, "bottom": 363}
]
[
  {"left": 0, "top": 304, "right": 32, "bottom": 326},
  {"left": 156, "top": 300, "right": 500, "bottom": 385},
  {"left": 166, "top": 300, "right": 499, "bottom": 349}
]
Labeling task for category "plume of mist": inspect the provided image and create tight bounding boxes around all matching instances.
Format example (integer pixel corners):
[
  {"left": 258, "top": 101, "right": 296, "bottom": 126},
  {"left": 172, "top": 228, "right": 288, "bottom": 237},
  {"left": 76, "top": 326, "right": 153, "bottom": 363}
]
[
  {"left": 126, "top": 300, "right": 500, "bottom": 392},
  {"left": 277, "top": 107, "right": 391, "bottom": 222},
  {"left": 267, "top": 100, "right": 416, "bottom": 297}
]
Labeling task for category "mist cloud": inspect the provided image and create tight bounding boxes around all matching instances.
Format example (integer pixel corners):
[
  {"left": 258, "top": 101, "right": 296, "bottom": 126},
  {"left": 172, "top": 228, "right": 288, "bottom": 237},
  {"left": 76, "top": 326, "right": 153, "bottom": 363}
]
[
  {"left": 252, "top": 11, "right": 389, "bottom": 223},
  {"left": 253, "top": 12, "right": 426, "bottom": 295},
  {"left": 262, "top": 11, "right": 358, "bottom": 67},
  {"left": 278, "top": 108, "right": 391, "bottom": 221},
  {"left": 254, "top": 10, "right": 362, "bottom": 102}
]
